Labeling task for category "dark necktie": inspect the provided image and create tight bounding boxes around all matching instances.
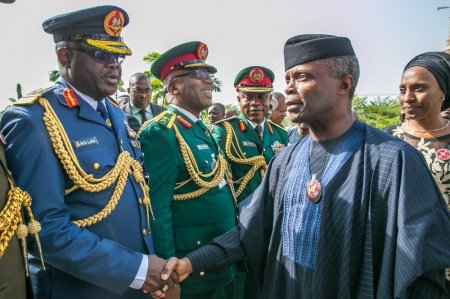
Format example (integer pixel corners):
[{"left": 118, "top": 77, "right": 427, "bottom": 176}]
[
  {"left": 255, "top": 124, "right": 263, "bottom": 141},
  {"left": 96, "top": 102, "right": 110, "bottom": 125},
  {"left": 139, "top": 109, "right": 148, "bottom": 123}
]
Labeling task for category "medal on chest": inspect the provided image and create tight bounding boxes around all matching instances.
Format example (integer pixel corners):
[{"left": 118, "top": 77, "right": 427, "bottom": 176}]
[{"left": 306, "top": 174, "right": 322, "bottom": 203}]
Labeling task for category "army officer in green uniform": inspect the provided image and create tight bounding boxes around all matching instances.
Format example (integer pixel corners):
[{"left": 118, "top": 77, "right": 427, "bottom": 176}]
[
  {"left": 212, "top": 66, "right": 288, "bottom": 203},
  {"left": 139, "top": 41, "right": 237, "bottom": 299}
]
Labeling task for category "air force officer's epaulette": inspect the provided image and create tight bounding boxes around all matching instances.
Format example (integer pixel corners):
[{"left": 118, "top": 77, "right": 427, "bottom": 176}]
[
  {"left": 268, "top": 120, "right": 287, "bottom": 132},
  {"left": 150, "top": 110, "right": 177, "bottom": 129},
  {"left": 13, "top": 86, "right": 56, "bottom": 106}
]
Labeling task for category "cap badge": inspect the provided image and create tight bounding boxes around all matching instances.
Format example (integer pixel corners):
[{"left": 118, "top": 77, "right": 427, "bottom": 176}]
[
  {"left": 104, "top": 10, "right": 124, "bottom": 37},
  {"left": 249, "top": 68, "right": 264, "bottom": 83},
  {"left": 197, "top": 43, "right": 208, "bottom": 60}
]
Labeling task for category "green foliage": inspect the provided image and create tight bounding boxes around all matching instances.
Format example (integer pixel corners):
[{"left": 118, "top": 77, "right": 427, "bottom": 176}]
[
  {"left": 49, "top": 70, "right": 60, "bottom": 82},
  {"left": 353, "top": 96, "right": 401, "bottom": 129}
]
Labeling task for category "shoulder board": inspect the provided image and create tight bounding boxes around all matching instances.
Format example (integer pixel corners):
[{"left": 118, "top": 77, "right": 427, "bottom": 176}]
[
  {"left": 13, "top": 86, "right": 56, "bottom": 106},
  {"left": 151, "top": 110, "right": 177, "bottom": 129},
  {"left": 268, "top": 120, "right": 287, "bottom": 132},
  {"left": 214, "top": 115, "right": 238, "bottom": 125},
  {"left": 107, "top": 97, "right": 119, "bottom": 108}
]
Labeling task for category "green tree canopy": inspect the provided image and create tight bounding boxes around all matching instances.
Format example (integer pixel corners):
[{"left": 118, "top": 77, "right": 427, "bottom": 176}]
[{"left": 352, "top": 96, "right": 401, "bottom": 129}]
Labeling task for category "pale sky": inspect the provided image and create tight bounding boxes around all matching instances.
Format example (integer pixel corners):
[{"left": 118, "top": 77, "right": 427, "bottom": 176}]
[{"left": 0, "top": 0, "right": 448, "bottom": 109}]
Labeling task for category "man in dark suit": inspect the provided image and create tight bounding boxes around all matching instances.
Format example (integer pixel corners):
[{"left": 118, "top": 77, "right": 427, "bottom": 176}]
[
  {"left": 0, "top": 6, "right": 177, "bottom": 299},
  {"left": 121, "top": 73, "right": 164, "bottom": 132}
]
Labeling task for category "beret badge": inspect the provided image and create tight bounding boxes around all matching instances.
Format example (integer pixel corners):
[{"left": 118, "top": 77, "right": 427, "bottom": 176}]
[
  {"left": 249, "top": 68, "right": 264, "bottom": 83},
  {"left": 104, "top": 10, "right": 124, "bottom": 37}
]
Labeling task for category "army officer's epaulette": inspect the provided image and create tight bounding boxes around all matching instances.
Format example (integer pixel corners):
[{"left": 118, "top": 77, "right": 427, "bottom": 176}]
[
  {"left": 149, "top": 110, "right": 177, "bottom": 129},
  {"left": 13, "top": 86, "right": 56, "bottom": 106},
  {"left": 268, "top": 120, "right": 287, "bottom": 132}
]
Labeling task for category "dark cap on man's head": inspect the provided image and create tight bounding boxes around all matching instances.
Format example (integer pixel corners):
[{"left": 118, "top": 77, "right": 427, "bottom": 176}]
[
  {"left": 151, "top": 41, "right": 217, "bottom": 81},
  {"left": 0, "top": 0, "right": 15, "bottom": 3},
  {"left": 42, "top": 5, "right": 132, "bottom": 55},
  {"left": 284, "top": 34, "right": 355, "bottom": 71}
]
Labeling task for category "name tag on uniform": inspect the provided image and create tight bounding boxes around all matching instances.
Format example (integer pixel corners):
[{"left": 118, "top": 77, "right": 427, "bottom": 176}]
[
  {"left": 73, "top": 137, "right": 99, "bottom": 149},
  {"left": 243, "top": 141, "right": 257, "bottom": 147},
  {"left": 218, "top": 178, "right": 226, "bottom": 189},
  {"left": 197, "top": 144, "right": 209, "bottom": 150}
]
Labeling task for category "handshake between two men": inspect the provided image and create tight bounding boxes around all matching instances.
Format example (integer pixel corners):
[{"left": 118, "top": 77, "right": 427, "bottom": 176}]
[{"left": 142, "top": 255, "right": 192, "bottom": 299}]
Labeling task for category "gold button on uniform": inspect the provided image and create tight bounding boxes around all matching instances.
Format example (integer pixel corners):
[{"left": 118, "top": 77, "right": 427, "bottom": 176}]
[
  {"left": 199, "top": 271, "right": 205, "bottom": 276},
  {"left": 138, "top": 199, "right": 143, "bottom": 205},
  {"left": 92, "top": 163, "right": 100, "bottom": 170},
  {"left": 196, "top": 240, "right": 201, "bottom": 246},
  {"left": 142, "top": 229, "right": 147, "bottom": 236}
]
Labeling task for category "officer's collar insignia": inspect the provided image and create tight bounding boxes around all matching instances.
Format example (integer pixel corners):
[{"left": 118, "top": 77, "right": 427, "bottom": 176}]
[
  {"left": 249, "top": 67, "right": 264, "bottom": 83},
  {"left": 239, "top": 120, "right": 247, "bottom": 132},
  {"left": 177, "top": 116, "right": 192, "bottom": 129},
  {"left": 197, "top": 43, "right": 208, "bottom": 60},
  {"left": 0, "top": 133, "right": 6, "bottom": 145},
  {"left": 105, "top": 119, "right": 112, "bottom": 127},
  {"left": 63, "top": 88, "right": 79, "bottom": 108},
  {"left": 104, "top": 10, "right": 125, "bottom": 37},
  {"left": 267, "top": 122, "right": 274, "bottom": 135},
  {"left": 271, "top": 140, "right": 285, "bottom": 153}
]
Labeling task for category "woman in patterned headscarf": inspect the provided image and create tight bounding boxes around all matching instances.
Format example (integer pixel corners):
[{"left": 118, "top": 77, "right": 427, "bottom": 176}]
[{"left": 386, "top": 51, "right": 450, "bottom": 286}]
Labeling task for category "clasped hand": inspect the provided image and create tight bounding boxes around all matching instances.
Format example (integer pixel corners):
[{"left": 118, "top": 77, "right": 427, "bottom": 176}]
[{"left": 141, "top": 255, "right": 193, "bottom": 299}]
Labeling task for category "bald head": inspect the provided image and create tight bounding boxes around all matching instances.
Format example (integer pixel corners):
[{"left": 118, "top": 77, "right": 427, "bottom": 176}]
[{"left": 269, "top": 92, "right": 287, "bottom": 125}]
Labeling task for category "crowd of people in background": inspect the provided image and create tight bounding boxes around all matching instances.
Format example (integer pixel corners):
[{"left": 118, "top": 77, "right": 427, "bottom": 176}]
[{"left": 1, "top": 3, "right": 450, "bottom": 299}]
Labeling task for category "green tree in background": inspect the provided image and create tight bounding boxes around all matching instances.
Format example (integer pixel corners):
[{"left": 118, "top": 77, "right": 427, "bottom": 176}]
[{"left": 353, "top": 96, "right": 401, "bottom": 129}]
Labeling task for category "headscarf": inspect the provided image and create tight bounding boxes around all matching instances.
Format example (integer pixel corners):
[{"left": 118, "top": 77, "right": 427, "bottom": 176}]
[{"left": 404, "top": 52, "right": 450, "bottom": 111}]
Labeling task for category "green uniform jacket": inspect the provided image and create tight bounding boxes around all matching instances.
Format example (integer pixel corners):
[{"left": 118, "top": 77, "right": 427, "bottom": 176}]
[
  {"left": 0, "top": 144, "right": 29, "bottom": 299},
  {"left": 212, "top": 114, "right": 288, "bottom": 202},
  {"left": 139, "top": 106, "right": 237, "bottom": 294}
]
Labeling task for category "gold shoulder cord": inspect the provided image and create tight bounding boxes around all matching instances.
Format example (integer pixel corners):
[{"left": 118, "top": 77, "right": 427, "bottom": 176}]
[
  {"left": 0, "top": 176, "right": 45, "bottom": 276},
  {"left": 38, "top": 98, "right": 154, "bottom": 228},
  {"left": 222, "top": 121, "right": 267, "bottom": 197},
  {"left": 172, "top": 123, "right": 229, "bottom": 201}
]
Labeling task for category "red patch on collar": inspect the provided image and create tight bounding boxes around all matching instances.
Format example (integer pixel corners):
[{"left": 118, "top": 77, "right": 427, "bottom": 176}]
[{"left": 63, "top": 88, "right": 79, "bottom": 108}]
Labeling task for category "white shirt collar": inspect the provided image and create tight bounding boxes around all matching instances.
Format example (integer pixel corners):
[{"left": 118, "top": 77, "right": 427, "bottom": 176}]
[
  {"left": 170, "top": 104, "right": 199, "bottom": 122},
  {"left": 129, "top": 100, "right": 151, "bottom": 115},
  {"left": 248, "top": 119, "right": 266, "bottom": 133}
]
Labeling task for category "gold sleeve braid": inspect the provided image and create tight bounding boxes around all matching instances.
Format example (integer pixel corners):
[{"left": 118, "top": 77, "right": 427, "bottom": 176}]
[
  {"left": 0, "top": 176, "right": 45, "bottom": 276},
  {"left": 222, "top": 121, "right": 267, "bottom": 197},
  {"left": 172, "top": 124, "right": 228, "bottom": 201},
  {"left": 38, "top": 98, "right": 154, "bottom": 228}
]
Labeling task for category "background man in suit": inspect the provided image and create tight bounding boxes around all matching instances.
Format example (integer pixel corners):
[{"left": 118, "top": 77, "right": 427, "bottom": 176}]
[
  {"left": 0, "top": 6, "right": 177, "bottom": 299},
  {"left": 121, "top": 73, "right": 164, "bottom": 132}
]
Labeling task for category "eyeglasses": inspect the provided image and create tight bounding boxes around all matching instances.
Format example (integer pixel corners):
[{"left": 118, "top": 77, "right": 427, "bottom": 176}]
[
  {"left": 170, "top": 70, "right": 215, "bottom": 82},
  {"left": 69, "top": 48, "right": 125, "bottom": 65},
  {"left": 131, "top": 88, "right": 152, "bottom": 95}
]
